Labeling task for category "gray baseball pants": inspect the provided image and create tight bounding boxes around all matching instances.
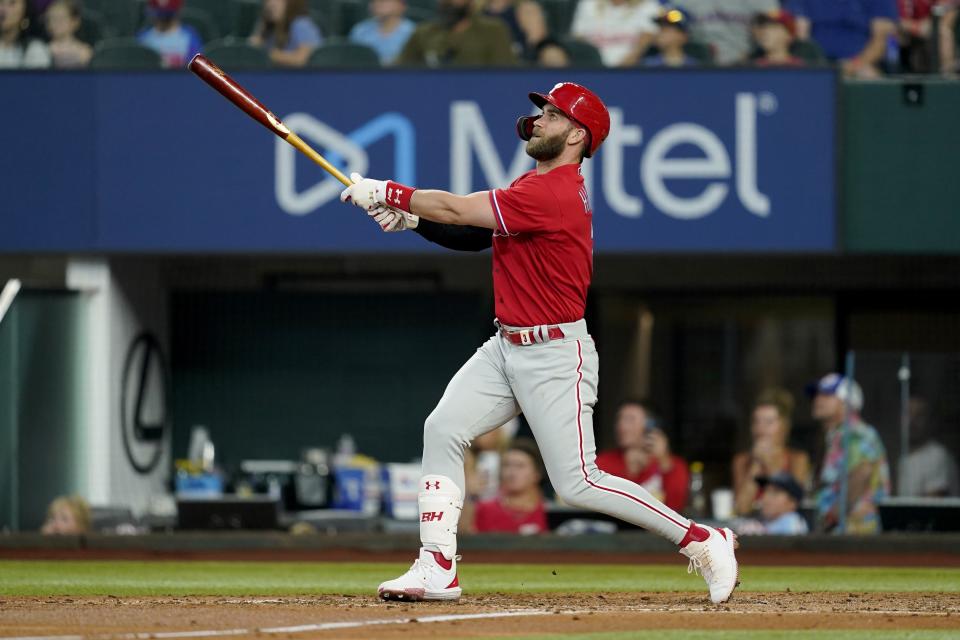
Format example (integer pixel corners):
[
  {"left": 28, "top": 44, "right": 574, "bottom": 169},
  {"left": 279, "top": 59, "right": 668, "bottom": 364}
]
[{"left": 421, "top": 319, "right": 691, "bottom": 544}]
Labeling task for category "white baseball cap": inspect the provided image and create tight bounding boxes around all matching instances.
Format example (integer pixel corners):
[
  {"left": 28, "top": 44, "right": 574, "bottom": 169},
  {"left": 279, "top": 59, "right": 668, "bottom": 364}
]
[{"left": 806, "top": 373, "right": 864, "bottom": 412}]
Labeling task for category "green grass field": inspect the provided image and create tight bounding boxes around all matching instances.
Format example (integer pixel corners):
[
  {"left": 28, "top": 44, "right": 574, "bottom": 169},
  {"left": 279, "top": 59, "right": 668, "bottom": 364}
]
[
  {"left": 510, "top": 634, "right": 954, "bottom": 640},
  {"left": 0, "top": 560, "right": 957, "bottom": 597}
]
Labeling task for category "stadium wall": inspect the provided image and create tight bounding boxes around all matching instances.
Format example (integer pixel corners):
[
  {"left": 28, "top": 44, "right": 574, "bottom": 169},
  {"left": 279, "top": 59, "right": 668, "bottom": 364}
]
[{"left": 2, "top": 70, "right": 959, "bottom": 528}]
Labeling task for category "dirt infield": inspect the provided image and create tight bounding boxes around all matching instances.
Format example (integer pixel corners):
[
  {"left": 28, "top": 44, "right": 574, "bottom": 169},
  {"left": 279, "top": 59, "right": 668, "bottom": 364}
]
[{"left": 2, "top": 592, "right": 958, "bottom": 639}]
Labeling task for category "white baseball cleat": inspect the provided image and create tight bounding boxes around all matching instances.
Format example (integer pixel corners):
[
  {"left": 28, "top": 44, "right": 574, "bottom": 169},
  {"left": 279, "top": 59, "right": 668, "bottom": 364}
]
[
  {"left": 377, "top": 548, "right": 462, "bottom": 602},
  {"left": 680, "top": 526, "right": 740, "bottom": 604}
]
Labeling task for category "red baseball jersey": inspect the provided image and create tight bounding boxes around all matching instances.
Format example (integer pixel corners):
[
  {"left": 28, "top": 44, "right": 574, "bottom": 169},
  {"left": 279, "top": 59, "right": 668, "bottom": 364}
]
[
  {"left": 473, "top": 497, "right": 548, "bottom": 534},
  {"left": 594, "top": 450, "right": 691, "bottom": 513},
  {"left": 487, "top": 164, "right": 593, "bottom": 327}
]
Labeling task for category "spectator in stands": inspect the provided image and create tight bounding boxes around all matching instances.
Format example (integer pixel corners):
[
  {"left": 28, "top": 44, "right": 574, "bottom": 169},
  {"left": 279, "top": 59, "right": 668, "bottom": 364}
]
[
  {"left": 44, "top": 0, "right": 89, "bottom": 68},
  {"left": 396, "top": 0, "right": 516, "bottom": 66},
  {"left": 809, "top": 373, "right": 891, "bottom": 534},
  {"left": 249, "top": 0, "right": 322, "bottom": 67},
  {"left": 785, "top": 0, "right": 898, "bottom": 78},
  {"left": 480, "top": 0, "right": 548, "bottom": 60},
  {"left": 898, "top": 0, "right": 936, "bottom": 72},
  {"left": 348, "top": 0, "right": 415, "bottom": 65},
  {"left": 898, "top": 396, "right": 960, "bottom": 497},
  {"left": 941, "top": 1, "right": 959, "bottom": 74},
  {"left": 137, "top": 0, "right": 201, "bottom": 69},
  {"left": 461, "top": 419, "right": 521, "bottom": 533},
  {"left": 41, "top": 495, "right": 91, "bottom": 535},
  {"left": 570, "top": 0, "right": 661, "bottom": 67},
  {"left": 0, "top": 0, "right": 50, "bottom": 67},
  {"left": 752, "top": 8, "right": 806, "bottom": 66},
  {"left": 897, "top": 0, "right": 960, "bottom": 73},
  {"left": 474, "top": 438, "right": 548, "bottom": 534},
  {"left": 644, "top": 5, "right": 699, "bottom": 67},
  {"left": 735, "top": 473, "right": 809, "bottom": 535},
  {"left": 732, "top": 388, "right": 811, "bottom": 516},
  {"left": 675, "top": 0, "right": 779, "bottom": 65},
  {"left": 595, "top": 399, "right": 690, "bottom": 512},
  {"left": 534, "top": 36, "right": 571, "bottom": 66}
]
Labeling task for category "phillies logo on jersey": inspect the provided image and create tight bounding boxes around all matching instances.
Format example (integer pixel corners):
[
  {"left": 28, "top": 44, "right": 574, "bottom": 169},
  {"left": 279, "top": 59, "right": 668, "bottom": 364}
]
[
  {"left": 421, "top": 511, "right": 444, "bottom": 522},
  {"left": 425, "top": 480, "right": 441, "bottom": 490}
]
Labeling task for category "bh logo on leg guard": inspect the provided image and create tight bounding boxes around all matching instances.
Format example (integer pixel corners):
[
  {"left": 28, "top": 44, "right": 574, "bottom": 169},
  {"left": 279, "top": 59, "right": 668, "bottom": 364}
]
[{"left": 418, "top": 474, "right": 463, "bottom": 560}]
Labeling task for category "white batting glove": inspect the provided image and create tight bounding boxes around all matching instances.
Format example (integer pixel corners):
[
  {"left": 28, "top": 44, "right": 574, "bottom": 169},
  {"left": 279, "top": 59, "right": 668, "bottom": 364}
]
[
  {"left": 340, "top": 172, "right": 386, "bottom": 211},
  {"left": 369, "top": 205, "right": 419, "bottom": 232}
]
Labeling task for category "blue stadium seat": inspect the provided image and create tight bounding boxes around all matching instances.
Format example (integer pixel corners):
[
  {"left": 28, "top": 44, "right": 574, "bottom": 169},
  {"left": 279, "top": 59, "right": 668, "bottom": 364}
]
[
  {"left": 76, "top": 8, "right": 111, "bottom": 46},
  {"left": 232, "top": 0, "right": 262, "bottom": 37},
  {"left": 203, "top": 37, "right": 272, "bottom": 69},
  {"left": 791, "top": 39, "right": 827, "bottom": 65},
  {"left": 90, "top": 38, "right": 162, "bottom": 69},
  {"left": 84, "top": 0, "right": 142, "bottom": 37},
  {"left": 180, "top": 7, "right": 220, "bottom": 44},
  {"left": 560, "top": 37, "right": 603, "bottom": 67},
  {"left": 336, "top": 0, "right": 368, "bottom": 36},
  {"left": 541, "top": 0, "right": 576, "bottom": 37},
  {"left": 184, "top": 0, "right": 239, "bottom": 38},
  {"left": 308, "top": 40, "right": 381, "bottom": 67}
]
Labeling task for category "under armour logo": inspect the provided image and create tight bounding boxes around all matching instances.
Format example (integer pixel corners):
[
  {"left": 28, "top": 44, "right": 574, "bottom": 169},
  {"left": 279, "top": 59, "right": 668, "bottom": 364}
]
[
  {"left": 389, "top": 187, "right": 404, "bottom": 206},
  {"left": 425, "top": 480, "right": 440, "bottom": 490},
  {"left": 421, "top": 511, "right": 444, "bottom": 522}
]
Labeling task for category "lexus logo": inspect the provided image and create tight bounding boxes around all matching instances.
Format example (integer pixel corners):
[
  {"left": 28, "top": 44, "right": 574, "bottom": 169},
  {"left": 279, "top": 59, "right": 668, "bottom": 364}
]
[{"left": 120, "top": 332, "right": 169, "bottom": 474}]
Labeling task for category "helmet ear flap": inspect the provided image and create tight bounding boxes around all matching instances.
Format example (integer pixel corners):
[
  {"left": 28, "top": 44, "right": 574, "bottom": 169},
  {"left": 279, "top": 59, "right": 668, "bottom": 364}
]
[{"left": 516, "top": 115, "right": 535, "bottom": 141}]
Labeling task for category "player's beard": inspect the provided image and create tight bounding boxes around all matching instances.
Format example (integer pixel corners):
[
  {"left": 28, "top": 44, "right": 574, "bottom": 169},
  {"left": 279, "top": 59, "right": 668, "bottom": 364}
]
[{"left": 525, "top": 128, "right": 570, "bottom": 161}]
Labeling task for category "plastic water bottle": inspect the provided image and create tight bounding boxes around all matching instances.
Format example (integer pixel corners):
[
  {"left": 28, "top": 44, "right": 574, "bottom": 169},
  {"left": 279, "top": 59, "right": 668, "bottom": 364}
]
[
  {"left": 334, "top": 433, "right": 356, "bottom": 468},
  {"left": 689, "top": 461, "right": 707, "bottom": 519}
]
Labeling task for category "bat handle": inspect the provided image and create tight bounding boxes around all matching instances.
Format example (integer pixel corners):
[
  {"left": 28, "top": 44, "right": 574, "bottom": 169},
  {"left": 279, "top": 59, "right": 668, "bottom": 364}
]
[{"left": 286, "top": 133, "right": 353, "bottom": 187}]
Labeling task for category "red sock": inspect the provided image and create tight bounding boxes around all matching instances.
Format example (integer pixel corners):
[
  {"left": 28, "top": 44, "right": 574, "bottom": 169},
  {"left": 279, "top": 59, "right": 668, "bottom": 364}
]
[
  {"left": 428, "top": 550, "right": 453, "bottom": 570},
  {"left": 679, "top": 522, "right": 710, "bottom": 548}
]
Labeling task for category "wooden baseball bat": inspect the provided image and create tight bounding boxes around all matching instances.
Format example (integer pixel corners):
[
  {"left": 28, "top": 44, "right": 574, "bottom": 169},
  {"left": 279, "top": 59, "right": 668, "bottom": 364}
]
[{"left": 187, "top": 54, "right": 352, "bottom": 187}]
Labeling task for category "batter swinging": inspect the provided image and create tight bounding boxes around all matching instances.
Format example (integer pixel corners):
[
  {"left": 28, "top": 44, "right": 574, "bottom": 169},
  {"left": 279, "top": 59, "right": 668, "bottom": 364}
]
[{"left": 340, "top": 82, "right": 739, "bottom": 604}]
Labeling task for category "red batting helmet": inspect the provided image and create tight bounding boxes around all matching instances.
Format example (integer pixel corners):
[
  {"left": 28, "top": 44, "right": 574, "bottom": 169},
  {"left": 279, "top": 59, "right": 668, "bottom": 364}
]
[{"left": 516, "top": 82, "right": 610, "bottom": 158}]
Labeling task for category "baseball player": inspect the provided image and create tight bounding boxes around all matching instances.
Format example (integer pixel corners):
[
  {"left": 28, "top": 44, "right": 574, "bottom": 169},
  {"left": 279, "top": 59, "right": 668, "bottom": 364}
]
[{"left": 340, "top": 82, "right": 739, "bottom": 604}]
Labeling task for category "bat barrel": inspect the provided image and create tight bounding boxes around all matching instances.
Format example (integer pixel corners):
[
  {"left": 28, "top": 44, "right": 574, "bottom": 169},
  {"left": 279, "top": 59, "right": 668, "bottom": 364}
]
[
  {"left": 188, "top": 54, "right": 290, "bottom": 139},
  {"left": 187, "top": 54, "right": 351, "bottom": 187}
]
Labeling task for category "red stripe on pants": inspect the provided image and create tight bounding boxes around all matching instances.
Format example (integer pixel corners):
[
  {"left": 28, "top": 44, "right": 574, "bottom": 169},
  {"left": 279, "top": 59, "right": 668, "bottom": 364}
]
[{"left": 574, "top": 340, "right": 688, "bottom": 531}]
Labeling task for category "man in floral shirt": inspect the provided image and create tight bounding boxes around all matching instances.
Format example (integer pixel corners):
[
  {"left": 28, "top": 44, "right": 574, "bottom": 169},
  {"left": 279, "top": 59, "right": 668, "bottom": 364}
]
[{"left": 808, "top": 374, "right": 890, "bottom": 534}]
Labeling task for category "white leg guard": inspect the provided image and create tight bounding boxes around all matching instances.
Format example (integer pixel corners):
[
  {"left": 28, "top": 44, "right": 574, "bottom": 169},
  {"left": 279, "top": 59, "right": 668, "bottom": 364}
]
[{"left": 419, "top": 474, "right": 462, "bottom": 560}]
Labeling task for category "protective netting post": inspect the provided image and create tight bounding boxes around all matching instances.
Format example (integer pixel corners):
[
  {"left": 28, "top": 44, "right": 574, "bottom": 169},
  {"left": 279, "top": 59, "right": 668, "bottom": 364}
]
[
  {"left": 838, "top": 350, "right": 856, "bottom": 534},
  {"left": 898, "top": 353, "right": 911, "bottom": 496}
]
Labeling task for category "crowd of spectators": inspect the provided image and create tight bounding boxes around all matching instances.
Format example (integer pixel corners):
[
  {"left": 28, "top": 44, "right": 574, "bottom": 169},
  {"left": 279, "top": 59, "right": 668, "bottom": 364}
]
[
  {"left": 37, "top": 371, "right": 958, "bottom": 538},
  {"left": 450, "top": 369, "right": 958, "bottom": 538},
  {"left": 0, "top": 0, "right": 957, "bottom": 73}
]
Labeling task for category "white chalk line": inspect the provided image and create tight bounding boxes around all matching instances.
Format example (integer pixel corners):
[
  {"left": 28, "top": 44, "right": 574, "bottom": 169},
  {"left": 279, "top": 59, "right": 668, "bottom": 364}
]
[{"left": 1, "top": 608, "right": 558, "bottom": 640}]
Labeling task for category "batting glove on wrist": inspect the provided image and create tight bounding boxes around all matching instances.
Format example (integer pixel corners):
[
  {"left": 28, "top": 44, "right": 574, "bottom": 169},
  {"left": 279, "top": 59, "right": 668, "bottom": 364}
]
[
  {"left": 340, "top": 172, "right": 386, "bottom": 211},
  {"left": 369, "top": 205, "right": 419, "bottom": 232}
]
